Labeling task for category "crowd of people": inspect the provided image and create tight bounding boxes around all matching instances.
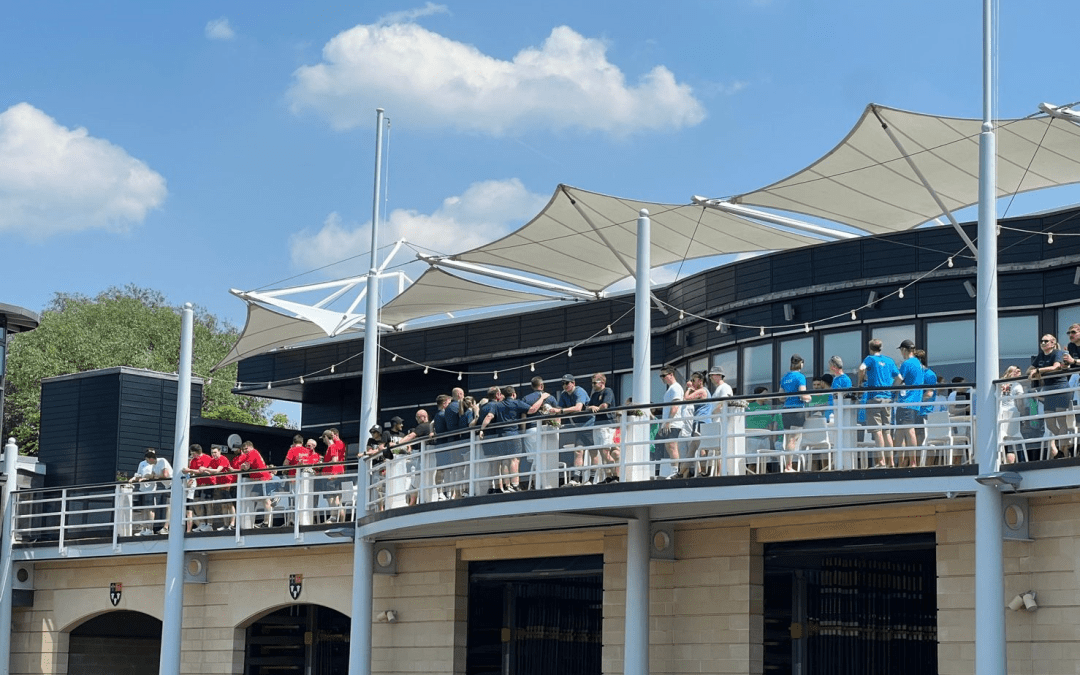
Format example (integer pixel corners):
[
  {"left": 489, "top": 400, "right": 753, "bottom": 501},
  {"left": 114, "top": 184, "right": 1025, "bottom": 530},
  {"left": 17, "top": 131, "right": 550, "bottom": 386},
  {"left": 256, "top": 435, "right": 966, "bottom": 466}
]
[{"left": 126, "top": 429, "right": 349, "bottom": 536}]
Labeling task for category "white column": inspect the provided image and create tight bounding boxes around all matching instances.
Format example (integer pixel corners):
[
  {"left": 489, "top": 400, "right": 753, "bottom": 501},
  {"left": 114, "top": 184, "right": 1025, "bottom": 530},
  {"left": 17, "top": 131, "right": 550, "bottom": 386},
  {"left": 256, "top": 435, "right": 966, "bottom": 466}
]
[
  {"left": 159, "top": 303, "right": 194, "bottom": 675},
  {"left": 624, "top": 507, "right": 650, "bottom": 675},
  {"left": 630, "top": 210, "right": 652, "bottom": 478},
  {"left": 0, "top": 437, "right": 20, "bottom": 675}
]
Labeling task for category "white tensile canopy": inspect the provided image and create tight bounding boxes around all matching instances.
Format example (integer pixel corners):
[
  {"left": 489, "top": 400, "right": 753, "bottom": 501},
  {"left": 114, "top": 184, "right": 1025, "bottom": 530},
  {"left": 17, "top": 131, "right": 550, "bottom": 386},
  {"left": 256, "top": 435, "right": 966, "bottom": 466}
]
[{"left": 218, "top": 101, "right": 1080, "bottom": 372}]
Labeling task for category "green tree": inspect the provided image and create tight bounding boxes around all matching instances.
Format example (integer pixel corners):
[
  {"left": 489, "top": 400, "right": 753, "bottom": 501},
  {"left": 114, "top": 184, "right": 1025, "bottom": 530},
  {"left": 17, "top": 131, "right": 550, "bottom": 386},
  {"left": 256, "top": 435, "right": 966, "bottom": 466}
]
[{"left": 3, "top": 285, "right": 271, "bottom": 453}]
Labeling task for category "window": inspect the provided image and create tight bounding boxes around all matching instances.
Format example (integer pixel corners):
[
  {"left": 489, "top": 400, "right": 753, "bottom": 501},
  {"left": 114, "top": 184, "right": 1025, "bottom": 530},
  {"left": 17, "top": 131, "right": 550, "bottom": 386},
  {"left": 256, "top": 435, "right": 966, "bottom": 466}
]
[
  {"left": 869, "top": 323, "right": 916, "bottom": 374},
  {"left": 778, "top": 336, "right": 814, "bottom": 380},
  {"left": 822, "top": 330, "right": 862, "bottom": 382},
  {"left": 618, "top": 368, "right": 664, "bottom": 407},
  {"left": 743, "top": 342, "right": 774, "bottom": 395},
  {"left": 711, "top": 349, "right": 739, "bottom": 394},
  {"left": 1058, "top": 305, "right": 1080, "bottom": 338},
  {"left": 925, "top": 320, "right": 973, "bottom": 382},
  {"left": 687, "top": 356, "right": 708, "bottom": 379},
  {"left": 1000, "top": 315, "right": 1038, "bottom": 376}
]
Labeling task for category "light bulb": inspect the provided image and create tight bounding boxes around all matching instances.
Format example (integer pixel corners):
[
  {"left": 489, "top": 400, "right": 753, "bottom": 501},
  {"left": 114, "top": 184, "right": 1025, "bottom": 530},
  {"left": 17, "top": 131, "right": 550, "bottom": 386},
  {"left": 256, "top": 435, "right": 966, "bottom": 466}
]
[
  {"left": 804, "top": 323, "right": 810, "bottom": 333},
  {"left": 679, "top": 310, "right": 685, "bottom": 320},
  {"left": 1048, "top": 232, "right": 1054, "bottom": 244},
  {"left": 606, "top": 325, "right": 612, "bottom": 335},
  {"left": 568, "top": 347, "right": 573, "bottom": 357},
  {"left": 759, "top": 326, "right": 765, "bottom": 337},
  {"left": 493, "top": 371, "right": 498, "bottom": 380},
  {"left": 267, "top": 382, "right": 272, "bottom": 390},
  {"left": 530, "top": 363, "right": 535, "bottom": 372},
  {"left": 424, "top": 366, "right": 429, "bottom": 374},
  {"left": 392, "top": 353, "right": 398, "bottom": 362},
  {"left": 299, "top": 376, "right": 305, "bottom": 384},
  {"left": 898, "top": 288, "right": 904, "bottom": 299},
  {"left": 458, "top": 372, "right": 463, "bottom": 381},
  {"left": 330, "top": 365, "right": 335, "bottom": 373},
  {"left": 715, "top": 321, "right": 722, "bottom": 332},
  {"left": 851, "top": 310, "right": 857, "bottom": 320},
  {"left": 947, "top": 257, "right": 954, "bottom": 268}
]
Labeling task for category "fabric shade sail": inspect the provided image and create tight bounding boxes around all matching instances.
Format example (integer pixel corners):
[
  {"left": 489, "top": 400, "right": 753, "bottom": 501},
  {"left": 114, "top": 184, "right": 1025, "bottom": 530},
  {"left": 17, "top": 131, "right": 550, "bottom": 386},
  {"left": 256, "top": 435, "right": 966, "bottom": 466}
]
[
  {"left": 451, "top": 184, "right": 826, "bottom": 294},
  {"left": 378, "top": 267, "right": 564, "bottom": 327},
  {"left": 214, "top": 302, "right": 350, "bottom": 371},
  {"left": 731, "top": 103, "right": 1080, "bottom": 234}
]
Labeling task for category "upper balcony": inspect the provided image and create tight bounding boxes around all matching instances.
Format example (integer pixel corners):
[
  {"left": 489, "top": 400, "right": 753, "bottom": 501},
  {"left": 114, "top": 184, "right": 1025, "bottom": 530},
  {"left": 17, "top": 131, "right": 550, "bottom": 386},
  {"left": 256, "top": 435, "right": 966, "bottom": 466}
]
[{"left": 11, "top": 380, "right": 1080, "bottom": 561}]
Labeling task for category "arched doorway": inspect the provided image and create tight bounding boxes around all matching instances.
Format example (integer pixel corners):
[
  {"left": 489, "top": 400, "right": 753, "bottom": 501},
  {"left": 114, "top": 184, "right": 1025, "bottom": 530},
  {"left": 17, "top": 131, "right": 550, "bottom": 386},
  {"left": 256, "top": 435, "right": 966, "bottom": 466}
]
[
  {"left": 245, "top": 604, "right": 350, "bottom": 674},
  {"left": 68, "top": 610, "right": 162, "bottom": 675}
]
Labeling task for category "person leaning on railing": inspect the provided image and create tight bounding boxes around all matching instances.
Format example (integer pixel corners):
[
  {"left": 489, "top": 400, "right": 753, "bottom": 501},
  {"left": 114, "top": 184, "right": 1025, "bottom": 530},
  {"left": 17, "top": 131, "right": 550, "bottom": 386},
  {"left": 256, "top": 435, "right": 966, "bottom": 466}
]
[
  {"left": 999, "top": 366, "right": 1026, "bottom": 464},
  {"left": 128, "top": 448, "right": 173, "bottom": 536},
  {"left": 1029, "top": 334, "right": 1071, "bottom": 459}
]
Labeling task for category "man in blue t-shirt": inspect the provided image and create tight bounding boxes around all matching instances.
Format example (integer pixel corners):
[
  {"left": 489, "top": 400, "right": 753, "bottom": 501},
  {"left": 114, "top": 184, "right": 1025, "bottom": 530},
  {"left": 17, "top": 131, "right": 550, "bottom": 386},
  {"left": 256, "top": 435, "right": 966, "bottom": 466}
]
[
  {"left": 895, "top": 339, "right": 925, "bottom": 462},
  {"left": 827, "top": 356, "right": 852, "bottom": 423},
  {"left": 549, "top": 374, "right": 593, "bottom": 485},
  {"left": 779, "top": 354, "right": 811, "bottom": 471},
  {"left": 857, "top": 338, "right": 902, "bottom": 460}
]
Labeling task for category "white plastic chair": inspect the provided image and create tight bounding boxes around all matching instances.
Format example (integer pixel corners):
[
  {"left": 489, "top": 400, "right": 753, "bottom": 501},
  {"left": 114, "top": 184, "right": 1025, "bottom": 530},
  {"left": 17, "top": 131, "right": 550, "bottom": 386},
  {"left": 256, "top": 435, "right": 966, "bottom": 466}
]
[
  {"left": 799, "top": 417, "right": 832, "bottom": 471},
  {"left": 924, "top": 411, "right": 969, "bottom": 465}
]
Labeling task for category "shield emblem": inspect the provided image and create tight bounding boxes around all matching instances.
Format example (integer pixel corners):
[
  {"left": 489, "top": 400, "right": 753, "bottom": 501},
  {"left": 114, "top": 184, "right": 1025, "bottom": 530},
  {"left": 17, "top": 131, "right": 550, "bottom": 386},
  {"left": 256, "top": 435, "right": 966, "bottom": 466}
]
[
  {"left": 109, "top": 582, "right": 122, "bottom": 607},
  {"left": 289, "top": 574, "right": 303, "bottom": 600}
]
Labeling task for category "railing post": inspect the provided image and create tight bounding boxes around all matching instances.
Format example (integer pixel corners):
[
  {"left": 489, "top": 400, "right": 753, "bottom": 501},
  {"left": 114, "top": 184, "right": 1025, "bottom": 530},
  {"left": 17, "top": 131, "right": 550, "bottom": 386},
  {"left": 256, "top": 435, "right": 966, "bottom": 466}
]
[
  {"left": 58, "top": 488, "right": 67, "bottom": 556},
  {"left": 1, "top": 437, "right": 21, "bottom": 675}
]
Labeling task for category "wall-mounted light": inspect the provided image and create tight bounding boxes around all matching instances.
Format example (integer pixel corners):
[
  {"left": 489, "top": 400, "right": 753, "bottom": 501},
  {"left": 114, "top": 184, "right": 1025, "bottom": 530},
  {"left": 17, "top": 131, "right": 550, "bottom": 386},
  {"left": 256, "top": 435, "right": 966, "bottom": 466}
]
[
  {"left": 963, "top": 280, "right": 977, "bottom": 299},
  {"left": 867, "top": 291, "right": 880, "bottom": 308},
  {"left": 1007, "top": 591, "right": 1037, "bottom": 612},
  {"left": 783, "top": 303, "right": 795, "bottom": 322}
]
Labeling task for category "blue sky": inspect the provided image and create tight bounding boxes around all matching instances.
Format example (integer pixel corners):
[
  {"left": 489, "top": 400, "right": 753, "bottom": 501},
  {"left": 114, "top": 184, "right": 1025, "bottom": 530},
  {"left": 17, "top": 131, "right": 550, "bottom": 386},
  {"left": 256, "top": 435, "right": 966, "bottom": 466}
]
[{"left": 2, "top": 0, "right": 1078, "bottom": 329}]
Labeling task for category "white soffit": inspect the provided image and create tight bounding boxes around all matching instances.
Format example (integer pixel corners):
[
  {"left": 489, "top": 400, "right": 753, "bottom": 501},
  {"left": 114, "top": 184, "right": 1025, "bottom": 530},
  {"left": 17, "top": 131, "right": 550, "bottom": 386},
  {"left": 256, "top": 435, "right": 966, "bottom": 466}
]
[
  {"left": 379, "top": 267, "right": 563, "bottom": 327},
  {"left": 453, "top": 184, "right": 826, "bottom": 294},
  {"left": 733, "top": 104, "right": 1080, "bottom": 233}
]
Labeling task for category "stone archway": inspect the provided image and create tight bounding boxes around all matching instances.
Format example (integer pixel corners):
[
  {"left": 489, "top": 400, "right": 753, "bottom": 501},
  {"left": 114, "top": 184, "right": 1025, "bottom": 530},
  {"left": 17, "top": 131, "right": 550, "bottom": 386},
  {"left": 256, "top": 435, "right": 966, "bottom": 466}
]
[
  {"left": 67, "top": 610, "right": 162, "bottom": 675},
  {"left": 244, "top": 604, "right": 350, "bottom": 674}
]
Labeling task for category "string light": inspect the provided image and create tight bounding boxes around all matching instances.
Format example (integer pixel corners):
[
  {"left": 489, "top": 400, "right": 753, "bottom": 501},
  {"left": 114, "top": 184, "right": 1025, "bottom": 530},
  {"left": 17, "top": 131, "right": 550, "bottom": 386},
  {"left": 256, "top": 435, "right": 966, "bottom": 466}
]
[
  {"left": 947, "top": 257, "right": 954, "bottom": 268},
  {"left": 392, "top": 353, "right": 398, "bottom": 362},
  {"left": 457, "top": 372, "right": 463, "bottom": 381},
  {"left": 679, "top": 310, "right": 685, "bottom": 320},
  {"left": 568, "top": 347, "right": 573, "bottom": 357},
  {"left": 851, "top": 310, "right": 857, "bottom": 320},
  {"left": 493, "top": 371, "right": 499, "bottom": 380},
  {"left": 606, "top": 325, "right": 612, "bottom": 334},
  {"left": 759, "top": 326, "right": 765, "bottom": 337},
  {"left": 530, "top": 363, "right": 535, "bottom": 372},
  {"left": 330, "top": 365, "right": 335, "bottom": 373},
  {"left": 1048, "top": 232, "right": 1054, "bottom": 244},
  {"left": 266, "top": 382, "right": 272, "bottom": 390},
  {"left": 299, "top": 376, "right": 304, "bottom": 384},
  {"left": 424, "top": 366, "right": 429, "bottom": 374},
  {"left": 898, "top": 288, "right": 905, "bottom": 299},
  {"left": 715, "top": 321, "right": 722, "bottom": 332},
  {"left": 804, "top": 323, "right": 810, "bottom": 333}
]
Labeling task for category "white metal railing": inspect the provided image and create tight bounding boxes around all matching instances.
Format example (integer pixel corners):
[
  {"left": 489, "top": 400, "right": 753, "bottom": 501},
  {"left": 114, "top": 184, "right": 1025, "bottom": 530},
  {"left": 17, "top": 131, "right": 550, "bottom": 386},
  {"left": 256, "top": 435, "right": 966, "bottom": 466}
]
[{"left": 22, "top": 379, "right": 1080, "bottom": 547}]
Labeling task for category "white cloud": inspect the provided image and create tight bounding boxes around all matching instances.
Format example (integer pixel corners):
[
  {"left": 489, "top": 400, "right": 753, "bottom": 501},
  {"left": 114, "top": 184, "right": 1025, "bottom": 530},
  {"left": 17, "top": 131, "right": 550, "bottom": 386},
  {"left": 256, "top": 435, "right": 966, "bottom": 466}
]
[
  {"left": 378, "top": 2, "right": 449, "bottom": 26},
  {"left": 205, "top": 17, "right": 235, "bottom": 41},
  {"left": 290, "top": 178, "right": 547, "bottom": 275},
  {"left": 288, "top": 22, "right": 705, "bottom": 136},
  {"left": 0, "top": 103, "right": 166, "bottom": 239}
]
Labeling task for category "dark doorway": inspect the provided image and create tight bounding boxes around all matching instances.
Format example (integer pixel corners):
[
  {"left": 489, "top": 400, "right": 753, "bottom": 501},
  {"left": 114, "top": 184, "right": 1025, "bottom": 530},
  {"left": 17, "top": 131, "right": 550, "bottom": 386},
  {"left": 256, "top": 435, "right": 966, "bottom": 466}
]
[
  {"left": 245, "top": 604, "right": 350, "bottom": 674},
  {"left": 68, "top": 610, "right": 162, "bottom": 675},
  {"left": 764, "top": 533, "right": 938, "bottom": 675},
  {"left": 467, "top": 555, "right": 603, "bottom": 675}
]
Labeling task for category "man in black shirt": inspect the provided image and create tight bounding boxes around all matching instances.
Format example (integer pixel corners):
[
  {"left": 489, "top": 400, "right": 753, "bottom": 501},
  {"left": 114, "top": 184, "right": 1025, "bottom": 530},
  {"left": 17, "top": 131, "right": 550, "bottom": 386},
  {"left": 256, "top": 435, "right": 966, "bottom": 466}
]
[{"left": 587, "top": 373, "right": 618, "bottom": 483}]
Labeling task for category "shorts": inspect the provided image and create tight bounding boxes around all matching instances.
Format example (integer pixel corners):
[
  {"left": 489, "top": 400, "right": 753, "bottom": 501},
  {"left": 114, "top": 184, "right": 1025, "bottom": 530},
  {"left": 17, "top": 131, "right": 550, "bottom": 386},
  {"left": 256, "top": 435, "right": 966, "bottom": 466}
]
[
  {"left": 560, "top": 428, "right": 593, "bottom": 449},
  {"left": 866, "top": 399, "right": 892, "bottom": 427},
  {"left": 246, "top": 482, "right": 267, "bottom": 497},
  {"left": 317, "top": 477, "right": 342, "bottom": 494},
  {"left": 781, "top": 410, "right": 806, "bottom": 430},
  {"left": 656, "top": 426, "right": 690, "bottom": 442},
  {"left": 215, "top": 485, "right": 236, "bottom": 501},
  {"left": 896, "top": 408, "right": 921, "bottom": 425},
  {"left": 594, "top": 426, "right": 616, "bottom": 448},
  {"left": 136, "top": 491, "right": 164, "bottom": 508}
]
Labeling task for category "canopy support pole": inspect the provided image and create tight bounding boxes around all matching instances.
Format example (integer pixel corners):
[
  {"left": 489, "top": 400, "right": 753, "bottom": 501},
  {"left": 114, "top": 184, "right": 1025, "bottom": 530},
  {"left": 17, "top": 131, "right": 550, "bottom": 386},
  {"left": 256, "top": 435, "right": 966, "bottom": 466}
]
[
  {"left": 563, "top": 187, "right": 669, "bottom": 314},
  {"left": 871, "top": 106, "right": 980, "bottom": 257},
  {"left": 417, "top": 255, "right": 598, "bottom": 300},
  {"left": 693, "top": 198, "right": 856, "bottom": 240},
  {"left": 624, "top": 507, "right": 651, "bottom": 675}
]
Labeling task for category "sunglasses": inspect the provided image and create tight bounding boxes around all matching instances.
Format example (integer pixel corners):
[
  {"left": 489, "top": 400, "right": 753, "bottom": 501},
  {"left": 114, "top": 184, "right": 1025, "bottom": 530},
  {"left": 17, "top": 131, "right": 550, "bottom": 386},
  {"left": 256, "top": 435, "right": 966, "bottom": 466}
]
[
  {"left": 1069, "top": 331, "right": 1078, "bottom": 335},
  {"left": 1041, "top": 339, "right": 1054, "bottom": 343}
]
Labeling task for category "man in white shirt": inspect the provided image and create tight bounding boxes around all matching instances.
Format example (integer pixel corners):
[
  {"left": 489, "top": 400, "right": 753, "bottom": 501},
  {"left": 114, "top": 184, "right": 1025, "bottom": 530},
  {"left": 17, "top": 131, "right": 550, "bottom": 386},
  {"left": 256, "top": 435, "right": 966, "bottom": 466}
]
[
  {"left": 709, "top": 366, "right": 734, "bottom": 414},
  {"left": 659, "top": 367, "right": 692, "bottom": 479},
  {"left": 128, "top": 448, "right": 173, "bottom": 536}
]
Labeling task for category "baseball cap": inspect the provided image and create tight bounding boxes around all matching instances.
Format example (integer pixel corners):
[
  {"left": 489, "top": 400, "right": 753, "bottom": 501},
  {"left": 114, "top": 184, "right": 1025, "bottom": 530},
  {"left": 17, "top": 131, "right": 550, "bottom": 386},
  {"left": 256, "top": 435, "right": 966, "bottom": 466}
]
[
  {"left": 899, "top": 339, "right": 915, "bottom": 349},
  {"left": 561, "top": 373, "right": 576, "bottom": 383}
]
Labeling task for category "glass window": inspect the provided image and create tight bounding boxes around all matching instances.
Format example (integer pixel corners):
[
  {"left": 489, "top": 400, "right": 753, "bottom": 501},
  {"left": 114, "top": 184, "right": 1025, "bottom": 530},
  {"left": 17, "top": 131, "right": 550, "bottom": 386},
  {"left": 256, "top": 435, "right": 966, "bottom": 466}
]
[
  {"left": 618, "top": 368, "right": 664, "bottom": 407},
  {"left": 778, "top": 336, "right": 814, "bottom": 380},
  {"left": 743, "top": 342, "right": 774, "bottom": 395},
  {"left": 1058, "top": 305, "right": 1080, "bottom": 339},
  {"left": 688, "top": 356, "right": 708, "bottom": 379},
  {"left": 711, "top": 349, "right": 739, "bottom": 394},
  {"left": 822, "top": 330, "right": 862, "bottom": 383},
  {"left": 868, "top": 323, "right": 916, "bottom": 374},
  {"left": 925, "top": 320, "right": 973, "bottom": 383},
  {"left": 1000, "top": 315, "right": 1037, "bottom": 377}
]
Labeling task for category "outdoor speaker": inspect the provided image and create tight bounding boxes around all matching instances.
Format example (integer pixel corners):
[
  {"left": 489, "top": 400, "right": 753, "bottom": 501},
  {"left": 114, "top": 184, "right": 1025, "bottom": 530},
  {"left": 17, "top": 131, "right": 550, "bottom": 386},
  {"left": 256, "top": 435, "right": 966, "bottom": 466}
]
[
  {"left": 183, "top": 553, "right": 208, "bottom": 584},
  {"left": 12, "top": 563, "right": 34, "bottom": 590},
  {"left": 650, "top": 524, "right": 675, "bottom": 561},
  {"left": 374, "top": 543, "right": 398, "bottom": 575}
]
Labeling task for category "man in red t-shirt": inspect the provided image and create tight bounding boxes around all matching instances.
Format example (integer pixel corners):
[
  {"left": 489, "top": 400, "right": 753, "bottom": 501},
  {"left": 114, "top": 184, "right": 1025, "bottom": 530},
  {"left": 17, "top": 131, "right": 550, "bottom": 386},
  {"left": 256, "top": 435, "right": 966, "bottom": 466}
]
[
  {"left": 181, "top": 444, "right": 214, "bottom": 532},
  {"left": 320, "top": 428, "right": 347, "bottom": 523},
  {"left": 206, "top": 446, "right": 235, "bottom": 530},
  {"left": 282, "top": 434, "right": 321, "bottom": 525},
  {"left": 233, "top": 441, "right": 272, "bottom": 528}
]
